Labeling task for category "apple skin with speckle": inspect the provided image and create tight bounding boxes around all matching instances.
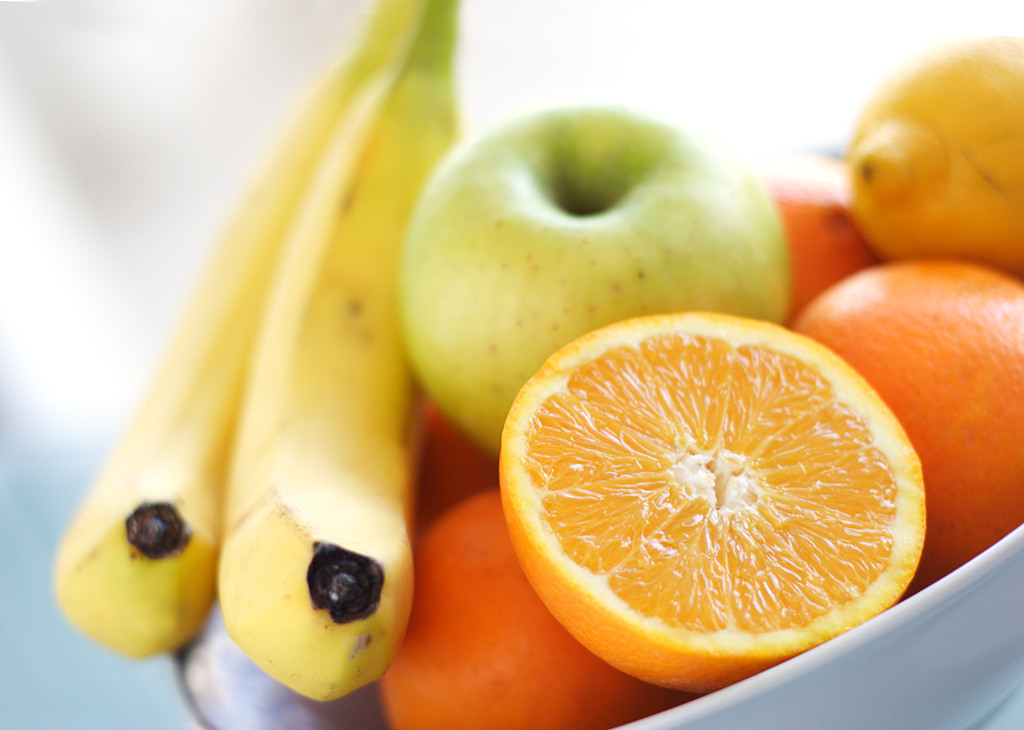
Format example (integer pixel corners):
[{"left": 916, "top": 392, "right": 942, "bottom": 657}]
[{"left": 399, "top": 104, "right": 791, "bottom": 456}]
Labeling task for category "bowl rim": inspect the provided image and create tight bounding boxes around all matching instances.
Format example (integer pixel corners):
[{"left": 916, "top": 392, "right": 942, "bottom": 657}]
[{"left": 627, "top": 519, "right": 1024, "bottom": 728}]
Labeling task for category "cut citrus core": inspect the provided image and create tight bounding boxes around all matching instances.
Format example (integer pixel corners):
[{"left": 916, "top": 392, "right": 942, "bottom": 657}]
[{"left": 499, "top": 312, "right": 925, "bottom": 692}]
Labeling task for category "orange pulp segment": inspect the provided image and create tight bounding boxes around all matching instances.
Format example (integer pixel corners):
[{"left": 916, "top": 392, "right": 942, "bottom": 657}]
[{"left": 499, "top": 312, "right": 925, "bottom": 693}]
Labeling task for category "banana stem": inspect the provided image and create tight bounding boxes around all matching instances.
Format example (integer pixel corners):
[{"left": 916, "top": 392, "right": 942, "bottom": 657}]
[{"left": 404, "top": 0, "right": 460, "bottom": 74}]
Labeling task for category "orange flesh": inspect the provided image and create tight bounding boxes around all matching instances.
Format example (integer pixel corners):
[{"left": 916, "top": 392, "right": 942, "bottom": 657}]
[{"left": 522, "top": 332, "right": 898, "bottom": 634}]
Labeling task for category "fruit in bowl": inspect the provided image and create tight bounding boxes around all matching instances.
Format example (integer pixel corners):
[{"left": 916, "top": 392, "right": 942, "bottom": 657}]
[
  {"left": 178, "top": 379, "right": 1024, "bottom": 730},
  {"left": 50, "top": 5, "right": 1024, "bottom": 726},
  {"left": 399, "top": 104, "right": 791, "bottom": 456}
]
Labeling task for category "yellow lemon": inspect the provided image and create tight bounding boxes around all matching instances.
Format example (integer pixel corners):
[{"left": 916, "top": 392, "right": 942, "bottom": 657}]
[{"left": 848, "top": 36, "right": 1024, "bottom": 277}]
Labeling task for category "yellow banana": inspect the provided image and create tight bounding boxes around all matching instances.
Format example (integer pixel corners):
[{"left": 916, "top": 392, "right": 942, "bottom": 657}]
[
  {"left": 53, "top": 0, "right": 429, "bottom": 659},
  {"left": 217, "top": 0, "right": 460, "bottom": 701}
]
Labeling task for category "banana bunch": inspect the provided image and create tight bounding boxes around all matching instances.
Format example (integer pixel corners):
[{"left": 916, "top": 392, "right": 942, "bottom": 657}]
[
  {"left": 218, "top": 0, "right": 459, "bottom": 701},
  {"left": 54, "top": 0, "right": 460, "bottom": 701}
]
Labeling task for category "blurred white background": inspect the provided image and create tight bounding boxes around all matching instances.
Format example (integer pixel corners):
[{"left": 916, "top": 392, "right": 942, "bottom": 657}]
[{"left": 0, "top": 0, "right": 1021, "bottom": 443}]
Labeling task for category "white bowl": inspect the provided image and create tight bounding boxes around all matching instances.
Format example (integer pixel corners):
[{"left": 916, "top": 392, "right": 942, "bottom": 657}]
[
  {"left": 180, "top": 520, "right": 1024, "bottom": 730},
  {"left": 633, "top": 523, "right": 1024, "bottom": 730}
]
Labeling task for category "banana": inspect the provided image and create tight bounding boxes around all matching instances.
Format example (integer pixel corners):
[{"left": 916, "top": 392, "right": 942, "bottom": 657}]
[
  {"left": 217, "top": 0, "right": 460, "bottom": 702},
  {"left": 53, "top": 0, "right": 430, "bottom": 659}
]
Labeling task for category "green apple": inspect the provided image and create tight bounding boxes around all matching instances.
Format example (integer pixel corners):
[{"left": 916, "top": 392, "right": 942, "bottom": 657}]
[{"left": 400, "top": 104, "right": 790, "bottom": 456}]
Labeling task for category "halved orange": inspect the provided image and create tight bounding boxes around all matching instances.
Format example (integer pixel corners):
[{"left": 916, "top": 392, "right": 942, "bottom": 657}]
[{"left": 499, "top": 312, "right": 925, "bottom": 693}]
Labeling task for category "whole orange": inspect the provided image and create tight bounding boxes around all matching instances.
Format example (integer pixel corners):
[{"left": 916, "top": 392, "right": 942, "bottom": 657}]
[
  {"left": 756, "top": 153, "right": 878, "bottom": 323},
  {"left": 379, "top": 490, "right": 693, "bottom": 730},
  {"left": 414, "top": 399, "right": 498, "bottom": 537},
  {"left": 791, "top": 259, "right": 1024, "bottom": 592}
]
